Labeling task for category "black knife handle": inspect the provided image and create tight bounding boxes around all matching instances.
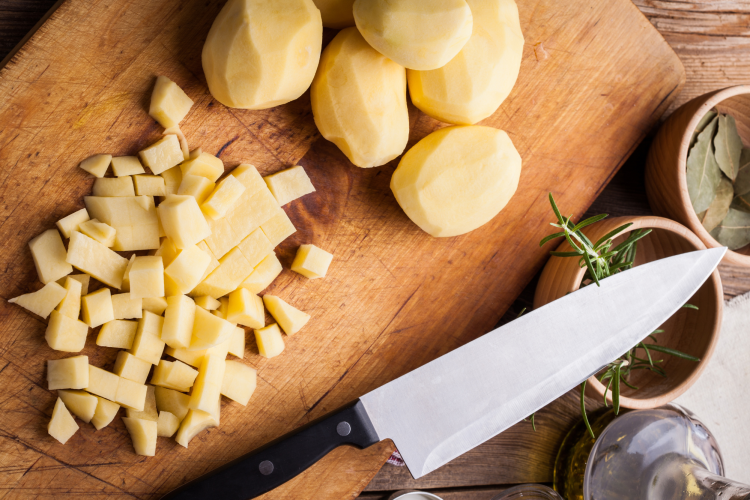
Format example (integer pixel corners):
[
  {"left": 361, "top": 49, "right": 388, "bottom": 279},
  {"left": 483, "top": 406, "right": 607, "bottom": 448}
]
[{"left": 161, "top": 400, "right": 380, "bottom": 500}]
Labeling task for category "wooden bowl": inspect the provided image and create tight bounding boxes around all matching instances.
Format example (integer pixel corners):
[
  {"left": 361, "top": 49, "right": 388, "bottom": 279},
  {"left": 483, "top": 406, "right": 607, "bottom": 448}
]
[
  {"left": 646, "top": 85, "right": 750, "bottom": 266},
  {"left": 533, "top": 216, "right": 723, "bottom": 409}
]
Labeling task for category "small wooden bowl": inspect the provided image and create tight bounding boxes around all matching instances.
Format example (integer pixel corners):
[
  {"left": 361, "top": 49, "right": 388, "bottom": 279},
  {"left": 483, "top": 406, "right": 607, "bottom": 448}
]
[
  {"left": 533, "top": 216, "right": 723, "bottom": 409},
  {"left": 646, "top": 85, "right": 750, "bottom": 266}
]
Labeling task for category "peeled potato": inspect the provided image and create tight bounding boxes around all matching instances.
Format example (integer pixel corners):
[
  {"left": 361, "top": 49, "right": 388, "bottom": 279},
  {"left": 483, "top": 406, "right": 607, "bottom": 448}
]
[
  {"left": 202, "top": 0, "right": 322, "bottom": 109},
  {"left": 313, "top": 0, "right": 355, "bottom": 28},
  {"left": 353, "top": 0, "right": 473, "bottom": 70},
  {"left": 407, "top": 0, "right": 524, "bottom": 125},
  {"left": 390, "top": 125, "right": 521, "bottom": 237},
  {"left": 311, "top": 27, "right": 409, "bottom": 168}
]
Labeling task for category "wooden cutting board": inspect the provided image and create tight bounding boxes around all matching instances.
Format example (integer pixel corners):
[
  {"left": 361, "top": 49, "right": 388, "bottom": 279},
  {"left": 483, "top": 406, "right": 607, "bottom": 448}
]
[{"left": 0, "top": 0, "right": 684, "bottom": 498}]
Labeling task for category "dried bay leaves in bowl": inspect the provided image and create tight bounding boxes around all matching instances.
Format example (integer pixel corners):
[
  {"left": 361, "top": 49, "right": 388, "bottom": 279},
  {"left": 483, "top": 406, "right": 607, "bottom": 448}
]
[
  {"left": 687, "top": 115, "right": 722, "bottom": 213},
  {"left": 691, "top": 109, "right": 717, "bottom": 148},
  {"left": 733, "top": 148, "right": 750, "bottom": 196},
  {"left": 714, "top": 114, "right": 743, "bottom": 181},
  {"left": 700, "top": 177, "right": 733, "bottom": 232},
  {"left": 710, "top": 208, "right": 750, "bottom": 250}
]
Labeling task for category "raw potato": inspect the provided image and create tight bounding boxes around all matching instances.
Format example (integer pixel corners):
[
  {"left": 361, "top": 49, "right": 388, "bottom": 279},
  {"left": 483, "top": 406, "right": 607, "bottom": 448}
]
[
  {"left": 151, "top": 360, "right": 198, "bottom": 392},
  {"left": 155, "top": 386, "right": 190, "bottom": 421},
  {"left": 111, "top": 293, "right": 142, "bottom": 320},
  {"left": 97, "top": 320, "right": 138, "bottom": 349},
  {"left": 291, "top": 244, "right": 333, "bottom": 279},
  {"left": 128, "top": 256, "right": 165, "bottom": 300},
  {"left": 263, "top": 295, "right": 310, "bottom": 335},
  {"left": 58, "top": 389, "right": 98, "bottom": 423},
  {"left": 264, "top": 166, "right": 315, "bottom": 206},
  {"left": 87, "top": 365, "right": 120, "bottom": 401},
  {"left": 92, "top": 177, "right": 135, "bottom": 197},
  {"left": 228, "top": 327, "right": 245, "bottom": 358},
  {"left": 192, "top": 247, "right": 255, "bottom": 299},
  {"left": 46, "top": 310, "right": 88, "bottom": 352},
  {"left": 134, "top": 175, "right": 167, "bottom": 197},
  {"left": 391, "top": 125, "right": 522, "bottom": 237},
  {"left": 179, "top": 153, "right": 224, "bottom": 183},
  {"left": 313, "top": 0, "right": 355, "bottom": 28},
  {"left": 9, "top": 281, "right": 67, "bottom": 319},
  {"left": 162, "top": 295, "right": 196, "bottom": 349},
  {"left": 311, "top": 28, "right": 409, "bottom": 169},
  {"left": 111, "top": 156, "right": 145, "bottom": 177},
  {"left": 29, "top": 229, "right": 73, "bottom": 284},
  {"left": 215, "top": 297, "right": 229, "bottom": 319},
  {"left": 116, "top": 377, "right": 148, "bottom": 411},
  {"left": 165, "top": 346, "right": 206, "bottom": 368},
  {"left": 48, "top": 398, "right": 79, "bottom": 444},
  {"left": 179, "top": 174, "right": 215, "bottom": 204},
  {"left": 149, "top": 76, "right": 194, "bottom": 129},
  {"left": 91, "top": 396, "right": 120, "bottom": 430},
  {"left": 220, "top": 360, "right": 257, "bottom": 405},
  {"left": 254, "top": 323, "right": 285, "bottom": 358},
  {"left": 161, "top": 166, "right": 183, "bottom": 195},
  {"left": 353, "top": 0, "right": 473, "bottom": 70},
  {"left": 188, "top": 354, "right": 226, "bottom": 413},
  {"left": 126, "top": 385, "right": 158, "bottom": 421},
  {"left": 175, "top": 409, "right": 216, "bottom": 448},
  {"left": 60, "top": 274, "right": 90, "bottom": 296},
  {"left": 57, "top": 276, "right": 82, "bottom": 320},
  {"left": 129, "top": 311, "right": 166, "bottom": 364},
  {"left": 191, "top": 307, "right": 235, "bottom": 350},
  {"left": 407, "top": 0, "right": 524, "bottom": 125},
  {"left": 238, "top": 228, "right": 274, "bottom": 268},
  {"left": 202, "top": 0, "right": 322, "bottom": 109},
  {"left": 139, "top": 135, "right": 184, "bottom": 175},
  {"left": 81, "top": 288, "right": 114, "bottom": 328},
  {"left": 164, "top": 245, "right": 211, "bottom": 295},
  {"left": 195, "top": 295, "right": 220, "bottom": 311},
  {"left": 122, "top": 417, "right": 157, "bottom": 456},
  {"left": 201, "top": 175, "right": 246, "bottom": 220},
  {"left": 85, "top": 196, "right": 160, "bottom": 251},
  {"left": 261, "top": 211, "right": 296, "bottom": 247},
  {"left": 79, "top": 219, "right": 117, "bottom": 247},
  {"left": 158, "top": 195, "right": 212, "bottom": 249},
  {"left": 227, "top": 288, "right": 264, "bottom": 328},
  {"left": 157, "top": 411, "right": 180, "bottom": 437},
  {"left": 142, "top": 296, "right": 168, "bottom": 315},
  {"left": 241, "top": 252, "right": 283, "bottom": 293},
  {"left": 79, "top": 154, "right": 112, "bottom": 178},
  {"left": 57, "top": 209, "right": 90, "bottom": 239},
  {"left": 114, "top": 351, "right": 152, "bottom": 384},
  {"left": 47, "top": 356, "right": 89, "bottom": 390},
  {"left": 66, "top": 231, "right": 129, "bottom": 288}
]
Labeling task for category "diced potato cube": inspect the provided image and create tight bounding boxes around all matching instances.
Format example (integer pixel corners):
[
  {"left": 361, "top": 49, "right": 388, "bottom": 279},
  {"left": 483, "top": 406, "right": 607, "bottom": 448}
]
[
  {"left": 48, "top": 398, "right": 78, "bottom": 444},
  {"left": 228, "top": 327, "right": 245, "bottom": 358},
  {"left": 82, "top": 288, "right": 114, "bottom": 328},
  {"left": 180, "top": 152, "right": 224, "bottom": 182},
  {"left": 241, "top": 253, "right": 283, "bottom": 294},
  {"left": 139, "top": 135, "right": 183, "bottom": 175},
  {"left": 254, "top": 323, "right": 285, "bottom": 358},
  {"left": 225, "top": 188, "right": 280, "bottom": 249},
  {"left": 227, "top": 288, "right": 264, "bottom": 329},
  {"left": 91, "top": 396, "right": 120, "bottom": 430},
  {"left": 201, "top": 175, "right": 246, "bottom": 220},
  {"left": 149, "top": 76, "right": 194, "bottom": 129},
  {"left": 195, "top": 295, "right": 220, "bottom": 310},
  {"left": 57, "top": 209, "right": 90, "bottom": 238},
  {"left": 87, "top": 365, "right": 120, "bottom": 400},
  {"left": 231, "top": 164, "right": 266, "bottom": 192},
  {"left": 29, "top": 229, "right": 72, "bottom": 284},
  {"left": 263, "top": 295, "right": 310, "bottom": 335},
  {"left": 134, "top": 175, "right": 166, "bottom": 196},
  {"left": 188, "top": 354, "right": 225, "bottom": 413},
  {"left": 129, "top": 311, "right": 166, "bottom": 364},
  {"left": 79, "top": 219, "right": 116, "bottom": 247},
  {"left": 121, "top": 255, "right": 136, "bottom": 292},
  {"left": 126, "top": 385, "right": 158, "bottom": 421},
  {"left": 97, "top": 319, "right": 137, "bottom": 349},
  {"left": 58, "top": 389, "right": 98, "bottom": 423},
  {"left": 162, "top": 295, "right": 195, "bottom": 349},
  {"left": 161, "top": 166, "right": 183, "bottom": 195},
  {"left": 153, "top": 238, "right": 179, "bottom": 267},
  {"left": 9, "top": 281, "right": 67, "bottom": 319},
  {"left": 196, "top": 241, "right": 220, "bottom": 281},
  {"left": 155, "top": 386, "right": 190, "bottom": 421},
  {"left": 111, "top": 156, "right": 145, "bottom": 177},
  {"left": 178, "top": 174, "right": 215, "bottom": 205},
  {"left": 191, "top": 247, "right": 254, "bottom": 299},
  {"left": 158, "top": 195, "right": 211, "bottom": 249},
  {"left": 165, "top": 246, "right": 211, "bottom": 295},
  {"left": 111, "top": 293, "right": 142, "bottom": 320},
  {"left": 47, "top": 356, "right": 88, "bottom": 390},
  {"left": 84, "top": 196, "right": 160, "bottom": 251},
  {"left": 142, "top": 296, "right": 168, "bottom": 315},
  {"left": 237, "top": 228, "right": 273, "bottom": 268},
  {"left": 79, "top": 154, "right": 112, "bottom": 178},
  {"left": 165, "top": 126, "right": 190, "bottom": 160},
  {"left": 46, "top": 310, "right": 88, "bottom": 352},
  {"left": 92, "top": 177, "right": 135, "bottom": 197},
  {"left": 59, "top": 273, "right": 90, "bottom": 296},
  {"left": 122, "top": 417, "right": 157, "bottom": 456},
  {"left": 114, "top": 351, "right": 151, "bottom": 384},
  {"left": 220, "top": 360, "right": 257, "bottom": 405},
  {"left": 153, "top": 360, "right": 198, "bottom": 392},
  {"left": 129, "top": 256, "right": 164, "bottom": 300},
  {"left": 261, "top": 210, "right": 296, "bottom": 247},
  {"left": 157, "top": 411, "right": 180, "bottom": 437},
  {"left": 191, "top": 307, "right": 235, "bottom": 350},
  {"left": 217, "top": 297, "right": 229, "bottom": 319},
  {"left": 175, "top": 409, "right": 216, "bottom": 448},
  {"left": 264, "top": 165, "right": 316, "bottom": 206},
  {"left": 116, "top": 377, "right": 148, "bottom": 411},
  {"left": 291, "top": 244, "right": 333, "bottom": 279},
  {"left": 165, "top": 346, "right": 205, "bottom": 368},
  {"left": 203, "top": 217, "right": 240, "bottom": 261},
  {"left": 56, "top": 276, "right": 82, "bottom": 320},
  {"left": 66, "top": 231, "right": 129, "bottom": 288}
]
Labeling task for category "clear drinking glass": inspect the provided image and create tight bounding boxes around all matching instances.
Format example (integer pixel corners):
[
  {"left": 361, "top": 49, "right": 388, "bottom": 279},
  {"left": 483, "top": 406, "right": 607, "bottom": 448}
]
[{"left": 491, "top": 484, "right": 563, "bottom": 499}]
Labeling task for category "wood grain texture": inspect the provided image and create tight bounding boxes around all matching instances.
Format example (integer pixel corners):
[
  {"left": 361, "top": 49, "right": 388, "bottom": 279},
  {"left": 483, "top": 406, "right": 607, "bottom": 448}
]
[{"left": 0, "top": 0, "right": 683, "bottom": 499}]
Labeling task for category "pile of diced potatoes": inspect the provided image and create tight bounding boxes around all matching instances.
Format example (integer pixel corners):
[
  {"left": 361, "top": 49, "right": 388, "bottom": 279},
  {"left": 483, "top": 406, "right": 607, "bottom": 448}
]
[{"left": 10, "top": 76, "right": 335, "bottom": 455}]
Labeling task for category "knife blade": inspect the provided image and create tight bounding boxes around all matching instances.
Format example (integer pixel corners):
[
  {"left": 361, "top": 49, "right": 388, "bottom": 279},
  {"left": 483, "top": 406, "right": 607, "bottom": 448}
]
[{"left": 162, "top": 247, "right": 725, "bottom": 500}]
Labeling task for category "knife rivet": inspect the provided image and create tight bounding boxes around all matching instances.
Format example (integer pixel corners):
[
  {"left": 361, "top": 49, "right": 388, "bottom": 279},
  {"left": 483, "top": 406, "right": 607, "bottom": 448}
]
[
  {"left": 337, "top": 421, "right": 351, "bottom": 437},
  {"left": 259, "top": 460, "right": 274, "bottom": 475}
]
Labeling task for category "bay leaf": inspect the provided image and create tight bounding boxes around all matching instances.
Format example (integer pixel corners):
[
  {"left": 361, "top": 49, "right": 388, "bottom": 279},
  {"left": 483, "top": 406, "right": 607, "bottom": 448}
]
[
  {"left": 701, "top": 177, "right": 733, "bottom": 232},
  {"left": 731, "top": 193, "right": 750, "bottom": 213},
  {"left": 712, "top": 208, "right": 750, "bottom": 250},
  {"left": 733, "top": 148, "right": 750, "bottom": 196},
  {"left": 686, "top": 115, "right": 721, "bottom": 213},
  {"left": 714, "top": 114, "right": 743, "bottom": 180},
  {"left": 691, "top": 109, "right": 717, "bottom": 147}
]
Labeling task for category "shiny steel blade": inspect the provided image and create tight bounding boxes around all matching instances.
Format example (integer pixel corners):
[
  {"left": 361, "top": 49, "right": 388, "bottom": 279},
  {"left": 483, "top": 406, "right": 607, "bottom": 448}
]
[{"left": 360, "top": 247, "right": 725, "bottom": 479}]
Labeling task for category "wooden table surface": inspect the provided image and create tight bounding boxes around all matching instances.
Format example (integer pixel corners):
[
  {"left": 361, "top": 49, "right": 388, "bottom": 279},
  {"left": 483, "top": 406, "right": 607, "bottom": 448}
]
[{"left": 1, "top": 1, "right": 749, "bottom": 499}]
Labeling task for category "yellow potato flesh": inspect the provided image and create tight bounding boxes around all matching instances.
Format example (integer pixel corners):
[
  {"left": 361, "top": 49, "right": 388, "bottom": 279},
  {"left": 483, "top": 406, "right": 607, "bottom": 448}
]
[
  {"left": 188, "top": 353, "right": 226, "bottom": 413},
  {"left": 133, "top": 175, "right": 166, "bottom": 197},
  {"left": 9, "top": 281, "right": 67, "bottom": 319},
  {"left": 29, "top": 229, "right": 72, "bottom": 284},
  {"left": 84, "top": 196, "right": 160, "bottom": 251},
  {"left": 45, "top": 310, "right": 87, "bottom": 352},
  {"left": 175, "top": 409, "right": 216, "bottom": 448},
  {"left": 47, "top": 356, "right": 89, "bottom": 390},
  {"left": 162, "top": 295, "right": 196, "bottom": 349},
  {"left": 142, "top": 296, "right": 168, "bottom": 315},
  {"left": 78, "top": 219, "right": 116, "bottom": 247},
  {"left": 79, "top": 154, "right": 112, "bottom": 178},
  {"left": 390, "top": 125, "right": 522, "bottom": 237},
  {"left": 291, "top": 244, "right": 333, "bottom": 279},
  {"left": 263, "top": 165, "right": 315, "bottom": 206},
  {"left": 129, "top": 311, "right": 166, "bottom": 364},
  {"left": 353, "top": 0, "right": 473, "bottom": 70},
  {"left": 58, "top": 389, "right": 98, "bottom": 423},
  {"left": 149, "top": 76, "right": 194, "bottom": 129},
  {"left": 263, "top": 295, "right": 310, "bottom": 335},
  {"left": 237, "top": 228, "right": 273, "bottom": 268},
  {"left": 202, "top": 0, "right": 322, "bottom": 109},
  {"left": 178, "top": 174, "right": 215, "bottom": 205},
  {"left": 92, "top": 176, "right": 135, "bottom": 197},
  {"left": 161, "top": 166, "right": 182, "bottom": 195},
  {"left": 114, "top": 351, "right": 152, "bottom": 384},
  {"left": 125, "top": 385, "right": 158, "bottom": 421},
  {"left": 111, "top": 156, "right": 145, "bottom": 177},
  {"left": 57, "top": 276, "right": 82, "bottom": 320},
  {"left": 97, "top": 319, "right": 137, "bottom": 349},
  {"left": 260, "top": 210, "right": 296, "bottom": 247},
  {"left": 191, "top": 247, "right": 254, "bottom": 299},
  {"left": 66, "top": 231, "right": 129, "bottom": 289},
  {"left": 122, "top": 417, "right": 157, "bottom": 456},
  {"left": 139, "top": 135, "right": 183, "bottom": 175},
  {"left": 128, "top": 256, "right": 164, "bottom": 300},
  {"left": 311, "top": 28, "right": 408, "bottom": 169},
  {"left": 313, "top": 0, "right": 355, "bottom": 28},
  {"left": 190, "top": 307, "right": 235, "bottom": 350},
  {"left": 111, "top": 293, "right": 142, "bottom": 320},
  {"left": 87, "top": 365, "right": 120, "bottom": 401},
  {"left": 115, "top": 377, "right": 148, "bottom": 411},
  {"left": 201, "top": 175, "right": 246, "bottom": 221},
  {"left": 157, "top": 411, "right": 180, "bottom": 437},
  {"left": 227, "top": 288, "right": 265, "bottom": 329},
  {"left": 254, "top": 323, "right": 285, "bottom": 359},
  {"left": 228, "top": 327, "right": 245, "bottom": 358},
  {"left": 155, "top": 386, "right": 190, "bottom": 421},
  {"left": 220, "top": 360, "right": 257, "bottom": 405},
  {"left": 179, "top": 153, "right": 224, "bottom": 183},
  {"left": 91, "top": 396, "right": 120, "bottom": 430},
  {"left": 157, "top": 195, "right": 211, "bottom": 250},
  {"left": 81, "top": 288, "right": 114, "bottom": 328},
  {"left": 56, "top": 208, "right": 90, "bottom": 239},
  {"left": 241, "top": 252, "right": 283, "bottom": 294},
  {"left": 48, "top": 398, "right": 79, "bottom": 444}
]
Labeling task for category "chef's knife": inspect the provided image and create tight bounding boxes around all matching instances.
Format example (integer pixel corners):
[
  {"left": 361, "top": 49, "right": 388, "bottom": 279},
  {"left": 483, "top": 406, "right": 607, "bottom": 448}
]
[{"left": 162, "top": 247, "right": 725, "bottom": 499}]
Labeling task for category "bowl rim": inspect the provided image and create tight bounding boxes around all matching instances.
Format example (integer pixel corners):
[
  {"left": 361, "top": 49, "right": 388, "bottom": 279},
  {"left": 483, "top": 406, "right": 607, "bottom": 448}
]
[{"left": 677, "top": 84, "right": 750, "bottom": 265}]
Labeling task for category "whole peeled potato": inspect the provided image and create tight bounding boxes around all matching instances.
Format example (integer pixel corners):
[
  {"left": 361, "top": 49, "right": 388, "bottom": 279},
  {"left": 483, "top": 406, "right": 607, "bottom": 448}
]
[
  {"left": 408, "top": 0, "right": 524, "bottom": 125},
  {"left": 353, "top": 0, "right": 473, "bottom": 71},
  {"left": 313, "top": 0, "right": 356, "bottom": 29},
  {"left": 311, "top": 27, "right": 409, "bottom": 169},
  {"left": 202, "top": 0, "right": 322, "bottom": 109},
  {"left": 391, "top": 126, "right": 521, "bottom": 237}
]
